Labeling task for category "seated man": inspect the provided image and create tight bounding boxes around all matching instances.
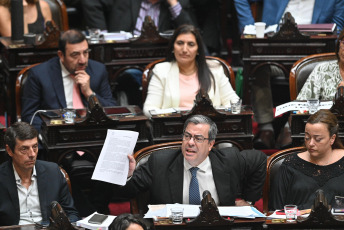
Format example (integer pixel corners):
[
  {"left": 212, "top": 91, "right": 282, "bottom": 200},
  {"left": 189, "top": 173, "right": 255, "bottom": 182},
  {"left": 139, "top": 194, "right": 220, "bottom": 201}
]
[
  {"left": 0, "top": 122, "right": 79, "bottom": 226},
  {"left": 21, "top": 29, "right": 116, "bottom": 132},
  {"left": 116, "top": 115, "right": 266, "bottom": 206}
]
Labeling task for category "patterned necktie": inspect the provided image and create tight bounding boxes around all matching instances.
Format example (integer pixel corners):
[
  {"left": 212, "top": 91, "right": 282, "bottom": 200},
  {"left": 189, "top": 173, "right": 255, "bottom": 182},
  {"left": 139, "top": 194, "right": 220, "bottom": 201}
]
[
  {"left": 71, "top": 75, "right": 84, "bottom": 109},
  {"left": 189, "top": 167, "right": 201, "bottom": 205}
]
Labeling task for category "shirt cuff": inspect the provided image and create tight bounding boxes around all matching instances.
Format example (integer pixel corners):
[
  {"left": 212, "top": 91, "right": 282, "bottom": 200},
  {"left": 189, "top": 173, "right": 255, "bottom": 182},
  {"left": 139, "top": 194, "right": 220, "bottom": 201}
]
[{"left": 169, "top": 2, "right": 182, "bottom": 19}]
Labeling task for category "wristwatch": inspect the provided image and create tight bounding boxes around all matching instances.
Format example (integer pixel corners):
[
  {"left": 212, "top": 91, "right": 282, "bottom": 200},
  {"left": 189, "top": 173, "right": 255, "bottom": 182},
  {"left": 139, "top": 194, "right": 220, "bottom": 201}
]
[{"left": 88, "top": 92, "right": 96, "bottom": 100}]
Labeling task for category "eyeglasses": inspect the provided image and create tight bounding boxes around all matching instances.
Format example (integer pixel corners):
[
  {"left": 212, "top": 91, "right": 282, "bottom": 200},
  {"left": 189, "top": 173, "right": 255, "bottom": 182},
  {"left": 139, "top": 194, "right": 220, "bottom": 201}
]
[
  {"left": 69, "top": 48, "right": 91, "bottom": 59},
  {"left": 17, "top": 144, "right": 38, "bottom": 155},
  {"left": 182, "top": 132, "right": 209, "bottom": 143}
]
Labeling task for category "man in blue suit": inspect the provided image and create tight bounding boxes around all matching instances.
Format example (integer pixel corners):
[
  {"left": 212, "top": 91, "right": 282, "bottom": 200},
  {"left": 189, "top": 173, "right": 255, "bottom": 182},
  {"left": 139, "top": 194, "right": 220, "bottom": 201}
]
[
  {"left": 234, "top": 0, "right": 344, "bottom": 149},
  {"left": 0, "top": 122, "right": 79, "bottom": 226},
  {"left": 21, "top": 29, "right": 116, "bottom": 132}
]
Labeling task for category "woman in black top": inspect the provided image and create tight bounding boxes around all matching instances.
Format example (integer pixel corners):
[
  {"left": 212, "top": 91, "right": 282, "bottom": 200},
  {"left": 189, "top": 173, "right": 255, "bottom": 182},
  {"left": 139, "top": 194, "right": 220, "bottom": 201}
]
[
  {"left": 269, "top": 109, "right": 344, "bottom": 210},
  {"left": 0, "top": 0, "right": 52, "bottom": 37}
]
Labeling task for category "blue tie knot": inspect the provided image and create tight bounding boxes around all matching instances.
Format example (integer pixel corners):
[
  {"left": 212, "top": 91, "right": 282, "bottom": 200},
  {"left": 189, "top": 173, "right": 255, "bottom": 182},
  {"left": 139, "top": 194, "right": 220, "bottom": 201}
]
[{"left": 190, "top": 167, "right": 199, "bottom": 177}]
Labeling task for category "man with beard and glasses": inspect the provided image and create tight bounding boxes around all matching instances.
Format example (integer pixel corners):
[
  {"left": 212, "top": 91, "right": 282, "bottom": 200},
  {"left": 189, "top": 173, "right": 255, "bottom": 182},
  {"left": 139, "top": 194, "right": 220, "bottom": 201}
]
[{"left": 21, "top": 29, "right": 116, "bottom": 132}]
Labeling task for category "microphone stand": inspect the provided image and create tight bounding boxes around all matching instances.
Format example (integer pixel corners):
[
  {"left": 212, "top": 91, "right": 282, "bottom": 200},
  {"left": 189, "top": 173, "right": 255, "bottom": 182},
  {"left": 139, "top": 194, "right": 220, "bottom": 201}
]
[{"left": 186, "top": 191, "right": 233, "bottom": 226}]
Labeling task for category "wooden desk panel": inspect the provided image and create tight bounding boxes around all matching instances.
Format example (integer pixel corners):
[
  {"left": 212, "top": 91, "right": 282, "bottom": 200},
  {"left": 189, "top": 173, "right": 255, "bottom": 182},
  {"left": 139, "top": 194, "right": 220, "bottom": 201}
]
[
  {"left": 40, "top": 106, "right": 149, "bottom": 163},
  {"left": 154, "top": 217, "right": 265, "bottom": 230},
  {"left": 241, "top": 34, "right": 336, "bottom": 105},
  {"left": 150, "top": 108, "right": 254, "bottom": 149}
]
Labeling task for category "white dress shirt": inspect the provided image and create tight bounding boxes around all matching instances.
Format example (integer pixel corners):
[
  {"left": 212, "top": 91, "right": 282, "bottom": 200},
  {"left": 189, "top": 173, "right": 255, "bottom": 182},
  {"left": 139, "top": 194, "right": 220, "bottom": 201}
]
[
  {"left": 182, "top": 157, "right": 220, "bottom": 205},
  {"left": 13, "top": 165, "right": 42, "bottom": 225},
  {"left": 60, "top": 61, "right": 74, "bottom": 108},
  {"left": 282, "top": 0, "right": 315, "bottom": 25}
]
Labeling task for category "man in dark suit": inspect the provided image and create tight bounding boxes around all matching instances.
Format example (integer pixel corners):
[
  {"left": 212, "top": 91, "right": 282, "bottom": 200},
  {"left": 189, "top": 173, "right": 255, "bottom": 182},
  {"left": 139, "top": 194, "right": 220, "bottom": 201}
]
[
  {"left": 119, "top": 115, "right": 266, "bottom": 206},
  {"left": 82, "top": 0, "right": 196, "bottom": 34},
  {"left": 21, "top": 29, "right": 116, "bottom": 132},
  {"left": 0, "top": 122, "right": 79, "bottom": 226}
]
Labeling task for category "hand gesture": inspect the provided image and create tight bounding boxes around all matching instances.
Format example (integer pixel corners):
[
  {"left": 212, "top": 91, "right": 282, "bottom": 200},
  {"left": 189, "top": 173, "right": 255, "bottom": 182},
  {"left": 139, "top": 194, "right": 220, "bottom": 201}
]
[
  {"left": 127, "top": 154, "right": 136, "bottom": 178},
  {"left": 74, "top": 70, "right": 93, "bottom": 98}
]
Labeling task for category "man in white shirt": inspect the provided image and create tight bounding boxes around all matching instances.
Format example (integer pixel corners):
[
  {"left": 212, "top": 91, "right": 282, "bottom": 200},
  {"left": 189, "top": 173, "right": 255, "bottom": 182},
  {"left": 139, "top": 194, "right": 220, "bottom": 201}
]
[{"left": 0, "top": 122, "right": 79, "bottom": 226}]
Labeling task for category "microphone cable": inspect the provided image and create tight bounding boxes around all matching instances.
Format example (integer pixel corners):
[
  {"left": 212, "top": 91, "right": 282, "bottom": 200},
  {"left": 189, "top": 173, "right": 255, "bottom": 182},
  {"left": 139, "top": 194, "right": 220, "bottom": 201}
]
[{"left": 30, "top": 110, "right": 47, "bottom": 125}]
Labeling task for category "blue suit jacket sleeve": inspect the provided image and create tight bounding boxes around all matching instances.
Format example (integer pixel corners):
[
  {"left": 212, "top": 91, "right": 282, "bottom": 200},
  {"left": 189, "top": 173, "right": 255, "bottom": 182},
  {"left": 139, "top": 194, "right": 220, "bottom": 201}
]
[
  {"left": 86, "top": 59, "right": 117, "bottom": 107},
  {"left": 233, "top": 0, "right": 256, "bottom": 33}
]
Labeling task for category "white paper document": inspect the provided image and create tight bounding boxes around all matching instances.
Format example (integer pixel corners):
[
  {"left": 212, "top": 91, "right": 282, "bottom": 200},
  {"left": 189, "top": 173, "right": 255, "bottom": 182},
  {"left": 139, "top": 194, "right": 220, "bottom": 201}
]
[
  {"left": 275, "top": 101, "right": 333, "bottom": 117},
  {"left": 76, "top": 212, "right": 116, "bottom": 230},
  {"left": 91, "top": 129, "right": 138, "bottom": 185},
  {"left": 267, "top": 210, "right": 309, "bottom": 219},
  {"left": 144, "top": 204, "right": 265, "bottom": 219},
  {"left": 243, "top": 24, "right": 278, "bottom": 35}
]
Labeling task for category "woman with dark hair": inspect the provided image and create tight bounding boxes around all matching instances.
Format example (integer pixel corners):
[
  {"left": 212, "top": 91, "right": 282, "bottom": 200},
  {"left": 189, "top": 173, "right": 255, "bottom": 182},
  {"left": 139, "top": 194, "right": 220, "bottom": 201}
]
[
  {"left": 297, "top": 28, "right": 344, "bottom": 100},
  {"left": 113, "top": 213, "right": 147, "bottom": 230},
  {"left": 143, "top": 24, "right": 239, "bottom": 117},
  {"left": 0, "top": 0, "right": 52, "bottom": 37},
  {"left": 269, "top": 110, "right": 344, "bottom": 210}
]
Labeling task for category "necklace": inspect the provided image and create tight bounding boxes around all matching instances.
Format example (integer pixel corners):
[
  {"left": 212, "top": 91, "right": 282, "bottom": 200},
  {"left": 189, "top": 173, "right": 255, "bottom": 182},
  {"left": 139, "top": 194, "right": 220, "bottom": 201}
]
[{"left": 180, "top": 69, "right": 197, "bottom": 76}]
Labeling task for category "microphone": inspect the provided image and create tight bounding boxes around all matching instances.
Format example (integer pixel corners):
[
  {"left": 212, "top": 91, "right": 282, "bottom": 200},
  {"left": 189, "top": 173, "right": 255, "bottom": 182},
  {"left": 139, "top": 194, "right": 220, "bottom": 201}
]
[
  {"left": 203, "top": 190, "right": 211, "bottom": 198},
  {"left": 30, "top": 110, "right": 47, "bottom": 125},
  {"left": 11, "top": 0, "right": 24, "bottom": 42}
]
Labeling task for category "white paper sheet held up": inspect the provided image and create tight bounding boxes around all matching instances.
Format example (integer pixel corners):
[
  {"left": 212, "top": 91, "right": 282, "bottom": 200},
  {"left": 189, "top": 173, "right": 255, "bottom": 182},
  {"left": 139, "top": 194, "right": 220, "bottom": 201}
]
[{"left": 91, "top": 130, "right": 138, "bottom": 185}]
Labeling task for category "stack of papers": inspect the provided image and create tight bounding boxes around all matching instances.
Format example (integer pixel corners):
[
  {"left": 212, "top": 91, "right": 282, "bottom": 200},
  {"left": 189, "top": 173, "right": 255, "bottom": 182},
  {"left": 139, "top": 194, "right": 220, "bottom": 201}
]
[
  {"left": 76, "top": 212, "right": 116, "bottom": 230},
  {"left": 144, "top": 204, "right": 265, "bottom": 219},
  {"left": 243, "top": 24, "right": 278, "bottom": 35},
  {"left": 275, "top": 101, "right": 333, "bottom": 117},
  {"left": 267, "top": 209, "right": 310, "bottom": 219},
  {"left": 102, "top": 31, "right": 133, "bottom": 41}
]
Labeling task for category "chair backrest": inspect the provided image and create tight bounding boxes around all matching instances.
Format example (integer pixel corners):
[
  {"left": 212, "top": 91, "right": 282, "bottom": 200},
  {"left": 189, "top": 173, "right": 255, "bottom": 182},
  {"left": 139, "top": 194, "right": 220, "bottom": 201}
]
[
  {"left": 130, "top": 140, "right": 245, "bottom": 214},
  {"left": 16, "top": 63, "right": 40, "bottom": 122},
  {"left": 289, "top": 53, "right": 336, "bottom": 100},
  {"left": 45, "top": 0, "right": 69, "bottom": 31},
  {"left": 59, "top": 166, "right": 72, "bottom": 195},
  {"left": 142, "top": 56, "right": 236, "bottom": 103},
  {"left": 263, "top": 146, "right": 306, "bottom": 213},
  {"left": 131, "top": 141, "right": 182, "bottom": 215}
]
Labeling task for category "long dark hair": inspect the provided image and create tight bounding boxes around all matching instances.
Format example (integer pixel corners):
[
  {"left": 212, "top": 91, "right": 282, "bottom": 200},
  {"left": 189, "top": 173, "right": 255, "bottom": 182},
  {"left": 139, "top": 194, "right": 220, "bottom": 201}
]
[
  {"left": 166, "top": 24, "right": 215, "bottom": 93},
  {"left": 306, "top": 109, "right": 344, "bottom": 149}
]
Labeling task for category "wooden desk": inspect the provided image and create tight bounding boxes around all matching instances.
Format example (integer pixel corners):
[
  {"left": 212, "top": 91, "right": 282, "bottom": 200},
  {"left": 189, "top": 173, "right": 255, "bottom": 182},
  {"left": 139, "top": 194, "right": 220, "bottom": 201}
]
[
  {"left": 40, "top": 106, "right": 149, "bottom": 163},
  {"left": 241, "top": 32, "right": 336, "bottom": 104},
  {"left": 150, "top": 107, "right": 254, "bottom": 150},
  {"left": 0, "top": 224, "right": 84, "bottom": 230},
  {"left": 265, "top": 217, "right": 344, "bottom": 229},
  {"left": 154, "top": 217, "right": 265, "bottom": 230},
  {"left": 0, "top": 35, "right": 168, "bottom": 125}
]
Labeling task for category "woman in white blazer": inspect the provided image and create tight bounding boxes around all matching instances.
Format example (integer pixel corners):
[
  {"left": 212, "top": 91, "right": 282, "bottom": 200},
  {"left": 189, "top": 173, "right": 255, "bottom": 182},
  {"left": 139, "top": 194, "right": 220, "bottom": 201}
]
[{"left": 143, "top": 24, "right": 239, "bottom": 117}]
